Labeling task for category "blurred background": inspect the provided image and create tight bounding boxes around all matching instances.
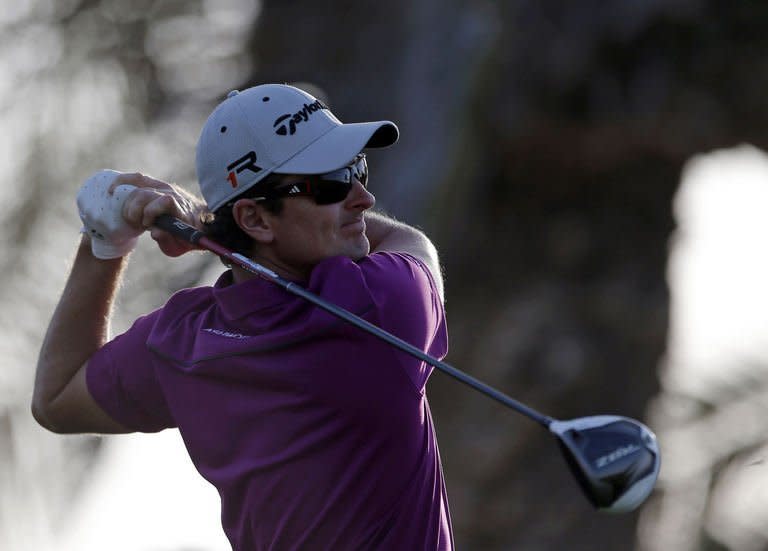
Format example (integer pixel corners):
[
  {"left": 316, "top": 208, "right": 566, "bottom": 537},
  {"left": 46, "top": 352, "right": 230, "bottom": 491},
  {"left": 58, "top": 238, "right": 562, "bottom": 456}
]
[{"left": 2, "top": 0, "right": 768, "bottom": 549}]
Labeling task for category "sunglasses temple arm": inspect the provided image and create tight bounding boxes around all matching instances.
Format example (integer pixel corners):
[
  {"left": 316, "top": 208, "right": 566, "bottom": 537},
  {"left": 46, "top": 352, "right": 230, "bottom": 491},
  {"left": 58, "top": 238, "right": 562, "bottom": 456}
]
[{"left": 153, "top": 214, "right": 555, "bottom": 428}]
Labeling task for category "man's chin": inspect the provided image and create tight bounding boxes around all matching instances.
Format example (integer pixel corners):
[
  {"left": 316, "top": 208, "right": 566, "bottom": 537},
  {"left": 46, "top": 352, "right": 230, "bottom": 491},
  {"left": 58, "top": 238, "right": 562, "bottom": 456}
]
[{"left": 347, "top": 238, "right": 371, "bottom": 261}]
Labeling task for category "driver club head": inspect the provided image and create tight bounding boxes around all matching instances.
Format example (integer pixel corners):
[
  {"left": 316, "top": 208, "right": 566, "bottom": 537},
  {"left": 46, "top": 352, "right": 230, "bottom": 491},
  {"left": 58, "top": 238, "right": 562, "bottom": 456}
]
[{"left": 549, "top": 415, "right": 660, "bottom": 513}]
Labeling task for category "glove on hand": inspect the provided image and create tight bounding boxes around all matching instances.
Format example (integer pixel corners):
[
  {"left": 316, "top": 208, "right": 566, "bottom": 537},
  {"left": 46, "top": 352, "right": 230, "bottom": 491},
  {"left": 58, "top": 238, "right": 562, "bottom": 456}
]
[{"left": 77, "top": 169, "right": 140, "bottom": 259}]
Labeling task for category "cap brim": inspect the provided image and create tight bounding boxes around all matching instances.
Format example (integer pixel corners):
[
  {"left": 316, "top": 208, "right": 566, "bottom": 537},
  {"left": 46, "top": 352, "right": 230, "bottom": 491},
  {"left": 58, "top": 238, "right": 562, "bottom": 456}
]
[{"left": 275, "top": 121, "right": 398, "bottom": 174}]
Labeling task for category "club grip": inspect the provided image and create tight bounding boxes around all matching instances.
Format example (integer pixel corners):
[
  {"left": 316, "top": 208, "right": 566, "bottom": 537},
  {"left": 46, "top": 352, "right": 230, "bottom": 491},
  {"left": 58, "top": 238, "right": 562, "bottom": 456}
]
[{"left": 154, "top": 214, "right": 206, "bottom": 245}]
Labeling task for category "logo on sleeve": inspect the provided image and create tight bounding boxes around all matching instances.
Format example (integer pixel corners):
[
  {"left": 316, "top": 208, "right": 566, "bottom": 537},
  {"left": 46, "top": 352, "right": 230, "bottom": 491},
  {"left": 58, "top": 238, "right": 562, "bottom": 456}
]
[
  {"left": 203, "top": 328, "right": 250, "bottom": 339},
  {"left": 273, "top": 100, "right": 328, "bottom": 136},
  {"left": 227, "top": 151, "right": 262, "bottom": 188}
]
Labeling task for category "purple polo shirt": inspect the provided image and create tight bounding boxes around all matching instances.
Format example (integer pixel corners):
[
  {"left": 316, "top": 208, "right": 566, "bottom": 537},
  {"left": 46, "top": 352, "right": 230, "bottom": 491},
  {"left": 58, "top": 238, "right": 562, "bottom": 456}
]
[{"left": 86, "top": 252, "right": 453, "bottom": 550}]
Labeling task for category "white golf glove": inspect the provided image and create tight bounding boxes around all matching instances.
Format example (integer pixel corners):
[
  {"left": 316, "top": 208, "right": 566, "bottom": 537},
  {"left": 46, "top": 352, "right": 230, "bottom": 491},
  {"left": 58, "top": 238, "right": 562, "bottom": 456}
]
[{"left": 77, "top": 169, "right": 140, "bottom": 259}]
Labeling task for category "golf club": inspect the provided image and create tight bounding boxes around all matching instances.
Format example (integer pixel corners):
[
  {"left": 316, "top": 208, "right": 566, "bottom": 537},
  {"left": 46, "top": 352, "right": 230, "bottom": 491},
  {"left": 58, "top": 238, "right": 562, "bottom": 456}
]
[{"left": 154, "top": 214, "right": 660, "bottom": 513}]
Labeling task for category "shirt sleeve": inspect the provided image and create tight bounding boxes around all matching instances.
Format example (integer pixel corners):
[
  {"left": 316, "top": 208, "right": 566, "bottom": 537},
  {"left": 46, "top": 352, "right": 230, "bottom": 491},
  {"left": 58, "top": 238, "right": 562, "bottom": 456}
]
[
  {"left": 358, "top": 252, "right": 448, "bottom": 392},
  {"left": 86, "top": 310, "right": 176, "bottom": 432}
]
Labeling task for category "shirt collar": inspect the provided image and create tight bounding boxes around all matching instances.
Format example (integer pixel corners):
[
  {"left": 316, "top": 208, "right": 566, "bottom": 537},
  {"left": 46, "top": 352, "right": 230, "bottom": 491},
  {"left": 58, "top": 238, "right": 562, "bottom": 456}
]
[{"left": 213, "top": 270, "right": 293, "bottom": 319}]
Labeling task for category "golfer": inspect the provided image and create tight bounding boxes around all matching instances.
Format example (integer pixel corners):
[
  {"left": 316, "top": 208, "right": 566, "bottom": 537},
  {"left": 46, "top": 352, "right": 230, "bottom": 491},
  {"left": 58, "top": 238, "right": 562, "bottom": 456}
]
[{"left": 33, "top": 84, "right": 453, "bottom": 550}]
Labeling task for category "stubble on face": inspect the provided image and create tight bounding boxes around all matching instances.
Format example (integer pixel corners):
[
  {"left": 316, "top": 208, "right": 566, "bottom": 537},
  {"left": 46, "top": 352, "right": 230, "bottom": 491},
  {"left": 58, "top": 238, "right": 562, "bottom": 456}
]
[{"left": 265, "top": 199, "right": 371, "bottom": 279}]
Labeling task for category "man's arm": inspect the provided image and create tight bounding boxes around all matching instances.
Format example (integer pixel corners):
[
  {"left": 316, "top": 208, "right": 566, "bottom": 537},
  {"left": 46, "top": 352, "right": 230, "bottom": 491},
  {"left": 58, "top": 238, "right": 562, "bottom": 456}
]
[
  {"left": 32, "top": 236, "right": 131, "bottom": 434},
  {"left": 365, "top": 211, "right": 444, "bottom": 301},
  {"left": 33, "top": 172, "right": 207, "bottom": 434}
]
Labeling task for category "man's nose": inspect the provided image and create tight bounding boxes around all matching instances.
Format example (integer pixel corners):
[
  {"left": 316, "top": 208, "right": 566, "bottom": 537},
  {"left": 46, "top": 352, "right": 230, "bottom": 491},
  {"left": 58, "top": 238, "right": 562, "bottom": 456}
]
[{"left": 345, "top": 181, "right": 375, "bottom": 210}]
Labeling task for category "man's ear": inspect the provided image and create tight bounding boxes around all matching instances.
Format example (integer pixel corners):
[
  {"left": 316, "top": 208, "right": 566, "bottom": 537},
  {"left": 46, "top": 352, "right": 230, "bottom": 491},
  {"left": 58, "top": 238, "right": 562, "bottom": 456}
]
[{"left": 232, "top": 199, "right": 275, "bottom": 244}]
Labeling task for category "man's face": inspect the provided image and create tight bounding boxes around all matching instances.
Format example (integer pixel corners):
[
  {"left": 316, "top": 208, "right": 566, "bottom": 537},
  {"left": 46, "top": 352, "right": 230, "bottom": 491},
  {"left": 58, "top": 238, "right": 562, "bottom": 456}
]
[{"left": 263, "top": 175, "right": 376, "bottom": 277}]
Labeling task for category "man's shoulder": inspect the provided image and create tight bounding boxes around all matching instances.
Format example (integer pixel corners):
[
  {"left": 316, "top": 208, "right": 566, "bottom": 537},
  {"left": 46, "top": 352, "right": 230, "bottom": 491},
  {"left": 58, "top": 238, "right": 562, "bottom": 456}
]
[
  {"left": 159, "top": 270, "right": 235, "bottom": 320},
  {"left": 363, "top": 250, "right": 422, "bottom": 267},
  {"left": 310, "top": 252, "right": 432, "bottom": 292},
  {"left": 361, "top": 252, "right": 440, "bottom": 294},
  {"left": 142, "top": 284, "right": 219, "bottom": 346},
  {"left": 163, "top": 285, "right": 216, "bottom": 313}
]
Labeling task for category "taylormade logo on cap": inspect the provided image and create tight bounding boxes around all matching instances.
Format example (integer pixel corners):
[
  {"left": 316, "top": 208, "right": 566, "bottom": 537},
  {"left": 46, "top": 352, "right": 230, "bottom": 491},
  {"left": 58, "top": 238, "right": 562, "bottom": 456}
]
[
  {"left": 273, "top": 100, "right": 328, "bottom": 136},
  {"left": 195, "top": 83, "right": 399, "bottom": 212}
]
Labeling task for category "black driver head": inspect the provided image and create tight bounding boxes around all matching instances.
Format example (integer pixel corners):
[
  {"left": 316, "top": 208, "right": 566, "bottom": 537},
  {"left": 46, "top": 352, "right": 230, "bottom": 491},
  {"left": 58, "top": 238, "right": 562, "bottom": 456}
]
[{"left": 549, "top": 415, "right": 660, "bottom": 513}]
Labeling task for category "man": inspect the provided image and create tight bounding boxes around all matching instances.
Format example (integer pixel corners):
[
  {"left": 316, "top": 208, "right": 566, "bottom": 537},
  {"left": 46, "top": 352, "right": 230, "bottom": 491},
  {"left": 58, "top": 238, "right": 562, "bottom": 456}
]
[{"left": 33, "top": 84, "right": 453, "bottom": 550}]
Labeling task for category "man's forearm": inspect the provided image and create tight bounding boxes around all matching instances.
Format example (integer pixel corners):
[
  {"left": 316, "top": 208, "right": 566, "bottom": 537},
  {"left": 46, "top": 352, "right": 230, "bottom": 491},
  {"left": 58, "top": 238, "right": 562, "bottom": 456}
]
[
  {"left": 365, "top": 211, "right": 421, "bottom": 251},
  {"left": 33, "top": 236, "right": 127, "bottom": 423},
  {"left": 364, "top": 211, "right": 444, "bottom": 300}
]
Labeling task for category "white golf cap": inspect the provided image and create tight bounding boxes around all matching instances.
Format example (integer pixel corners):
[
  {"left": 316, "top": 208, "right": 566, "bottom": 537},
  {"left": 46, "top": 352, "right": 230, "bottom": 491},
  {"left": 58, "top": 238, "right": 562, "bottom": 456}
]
[{"left": 196, "top": 84, "right": 399, "bottom": 211}]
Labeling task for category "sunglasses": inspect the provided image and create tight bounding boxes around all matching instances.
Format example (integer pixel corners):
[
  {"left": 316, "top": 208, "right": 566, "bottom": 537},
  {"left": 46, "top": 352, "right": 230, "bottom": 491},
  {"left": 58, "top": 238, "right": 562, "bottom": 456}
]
[{"left": 253, "top": 154, "right": 369, "bottom": 205}]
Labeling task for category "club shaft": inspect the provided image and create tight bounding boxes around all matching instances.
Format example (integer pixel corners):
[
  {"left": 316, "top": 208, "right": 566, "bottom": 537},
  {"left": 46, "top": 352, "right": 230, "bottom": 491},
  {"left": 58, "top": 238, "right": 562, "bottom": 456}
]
[{"left": 155, "top": 214, "right": 554, "bottom": 428}]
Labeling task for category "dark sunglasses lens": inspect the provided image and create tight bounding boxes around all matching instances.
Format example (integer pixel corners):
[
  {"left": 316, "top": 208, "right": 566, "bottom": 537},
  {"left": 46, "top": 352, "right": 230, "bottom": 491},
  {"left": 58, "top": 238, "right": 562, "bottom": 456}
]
[{"left": 314, "top": 180, "right": 353, "bottom": 204}]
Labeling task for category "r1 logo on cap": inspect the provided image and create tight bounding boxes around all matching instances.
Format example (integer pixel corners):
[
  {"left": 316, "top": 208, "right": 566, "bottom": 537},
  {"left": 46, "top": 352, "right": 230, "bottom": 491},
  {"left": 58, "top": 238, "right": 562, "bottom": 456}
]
[{"left": 227, "top": 151, "right": 262, "bottom": 188}]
